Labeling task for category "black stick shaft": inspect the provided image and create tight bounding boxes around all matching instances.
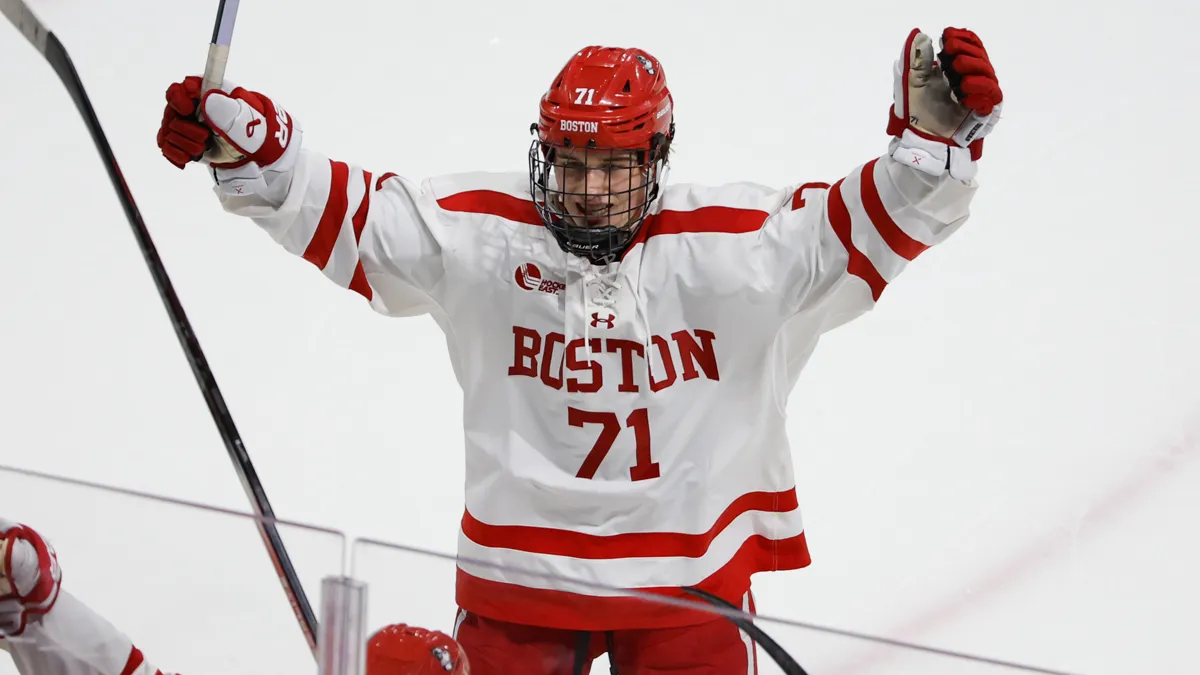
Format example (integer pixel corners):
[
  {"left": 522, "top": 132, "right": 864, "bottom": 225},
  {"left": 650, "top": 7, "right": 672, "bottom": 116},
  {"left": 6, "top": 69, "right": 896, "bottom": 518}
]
[{"left": 1, "top": 0, "right": 320, "bottom": 657}]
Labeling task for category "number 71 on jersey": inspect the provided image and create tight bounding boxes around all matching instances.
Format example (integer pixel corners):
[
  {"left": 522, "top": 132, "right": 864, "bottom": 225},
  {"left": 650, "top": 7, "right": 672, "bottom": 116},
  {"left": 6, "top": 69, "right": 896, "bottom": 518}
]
[{"left": 570, "top": 406, "right": 660, "bottom": 481}]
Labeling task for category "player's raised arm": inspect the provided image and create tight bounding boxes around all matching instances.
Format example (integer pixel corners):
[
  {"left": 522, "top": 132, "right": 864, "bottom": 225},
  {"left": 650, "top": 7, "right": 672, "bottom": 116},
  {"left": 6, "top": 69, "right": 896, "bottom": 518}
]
[
  {"left": 766, "top": 27, "right": 1003, "bottom": 327},
  {"left": 156, "top": 78, "right": 451, "bottom": 318}
]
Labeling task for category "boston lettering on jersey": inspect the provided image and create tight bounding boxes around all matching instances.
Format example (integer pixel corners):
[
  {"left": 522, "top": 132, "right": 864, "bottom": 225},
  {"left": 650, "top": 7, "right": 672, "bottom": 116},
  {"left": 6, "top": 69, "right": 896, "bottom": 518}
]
[{"left": 508, "top": 326, "right": 719, "bottom": 393}]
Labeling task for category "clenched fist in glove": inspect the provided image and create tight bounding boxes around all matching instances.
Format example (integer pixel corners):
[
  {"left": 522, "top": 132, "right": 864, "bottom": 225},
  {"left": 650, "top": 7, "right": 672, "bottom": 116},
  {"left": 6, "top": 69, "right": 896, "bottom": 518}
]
[
  {"left": 888, "top": 27, "right": 1003, "bottom": 181},
  {"left": 0, "top": 519, "right": 62, "bottom": 637},
  {"left": 156, "top": 76, "right": 302, "bottom": 197}
]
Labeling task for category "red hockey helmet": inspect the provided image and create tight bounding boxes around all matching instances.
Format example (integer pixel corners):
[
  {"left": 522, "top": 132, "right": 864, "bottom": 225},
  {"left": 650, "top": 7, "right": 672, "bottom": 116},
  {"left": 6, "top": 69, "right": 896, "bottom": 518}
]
[
  {"left": 529, "top": 46, "right": 675, "bottom": 264},
  {"left": 366, "top": 623, "right": 468, "bottom": 675},
  {"left": 535, "top": 46, "right": 673, "bottom": 151}
]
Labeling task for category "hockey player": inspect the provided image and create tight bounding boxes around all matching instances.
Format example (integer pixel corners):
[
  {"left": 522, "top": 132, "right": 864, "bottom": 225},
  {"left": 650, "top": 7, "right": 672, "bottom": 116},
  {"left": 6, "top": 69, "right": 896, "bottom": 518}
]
[
  {"left": 155, "top": 27, "right": 1003, "bottom": 675},
  {"left": 0, "top": 520, "right": 469, "bottom": 675}
]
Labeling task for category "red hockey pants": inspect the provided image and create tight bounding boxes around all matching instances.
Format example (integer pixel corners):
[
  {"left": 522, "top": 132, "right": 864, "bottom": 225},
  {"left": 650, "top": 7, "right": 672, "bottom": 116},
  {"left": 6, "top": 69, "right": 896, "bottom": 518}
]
[{"left": 452, "top": 592, "right": 759, "bottom": 675}]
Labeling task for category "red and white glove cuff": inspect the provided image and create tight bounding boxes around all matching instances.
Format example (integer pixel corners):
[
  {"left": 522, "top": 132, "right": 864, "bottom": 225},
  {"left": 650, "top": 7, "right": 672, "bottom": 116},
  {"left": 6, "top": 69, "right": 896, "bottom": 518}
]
[{"left": 889, "top": 128, "right": 981, "bottom": 182}]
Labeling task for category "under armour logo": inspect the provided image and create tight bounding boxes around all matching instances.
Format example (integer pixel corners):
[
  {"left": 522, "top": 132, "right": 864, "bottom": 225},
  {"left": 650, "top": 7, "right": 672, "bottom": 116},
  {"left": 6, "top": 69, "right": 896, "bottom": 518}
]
[
  {"left": 590, "top": 312, "right": 615, "bottom": 329},
  {"left": 245, "top": 118, "right": 262, "bottom": 137}
]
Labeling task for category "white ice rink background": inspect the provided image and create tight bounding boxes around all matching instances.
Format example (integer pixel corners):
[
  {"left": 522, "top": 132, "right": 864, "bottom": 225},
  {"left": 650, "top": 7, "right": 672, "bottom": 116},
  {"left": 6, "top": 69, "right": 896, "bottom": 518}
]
[{"left": 2, "top": 1, "right": 1198, "bottom": 673}]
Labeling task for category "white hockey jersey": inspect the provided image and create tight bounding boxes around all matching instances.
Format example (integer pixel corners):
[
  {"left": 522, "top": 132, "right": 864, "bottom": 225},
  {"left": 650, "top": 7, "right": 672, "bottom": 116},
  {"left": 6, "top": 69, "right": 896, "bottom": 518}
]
[
  {"left": 1, "top": 592, "right": 164, "bottom": 675},
  {"left": 214, "top": 146, "right": 975, "bottom": 630}
]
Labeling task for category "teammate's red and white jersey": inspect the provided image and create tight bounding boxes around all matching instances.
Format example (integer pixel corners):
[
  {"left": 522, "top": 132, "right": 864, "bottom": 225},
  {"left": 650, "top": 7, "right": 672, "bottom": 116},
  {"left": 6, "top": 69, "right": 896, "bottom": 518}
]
[
  {"left": 217, "top": 148, "right": 975, "bottom": 630},
  {"left": 1, "top": 592, "right": 165, "bottom": 675}
]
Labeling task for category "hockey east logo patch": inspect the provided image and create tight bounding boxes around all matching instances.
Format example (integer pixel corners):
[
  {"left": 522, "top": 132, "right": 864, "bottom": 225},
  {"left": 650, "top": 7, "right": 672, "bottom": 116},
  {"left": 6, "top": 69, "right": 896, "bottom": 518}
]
[{"left": 514, "top": 263, "right": 565, "bottom": 296}]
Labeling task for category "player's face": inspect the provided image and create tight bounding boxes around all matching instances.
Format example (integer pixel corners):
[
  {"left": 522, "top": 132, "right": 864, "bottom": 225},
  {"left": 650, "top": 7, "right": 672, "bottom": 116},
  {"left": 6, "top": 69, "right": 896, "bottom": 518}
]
[{"left": 553, "top": 147, "right": 648, "bottom": 229}]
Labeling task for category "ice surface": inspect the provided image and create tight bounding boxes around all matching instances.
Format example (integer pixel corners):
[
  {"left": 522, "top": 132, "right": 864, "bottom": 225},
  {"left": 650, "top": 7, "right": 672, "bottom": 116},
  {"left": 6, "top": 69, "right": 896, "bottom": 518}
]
[{"left": 2, "top": 0, "right": 1199, "bottom": 673}]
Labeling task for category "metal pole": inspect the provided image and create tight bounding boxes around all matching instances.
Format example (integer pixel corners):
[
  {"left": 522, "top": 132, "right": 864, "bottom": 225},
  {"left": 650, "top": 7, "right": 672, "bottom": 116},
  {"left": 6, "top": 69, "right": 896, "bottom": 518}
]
[{"left": 318, "top": 577, "right": 369, "bottom": 675}]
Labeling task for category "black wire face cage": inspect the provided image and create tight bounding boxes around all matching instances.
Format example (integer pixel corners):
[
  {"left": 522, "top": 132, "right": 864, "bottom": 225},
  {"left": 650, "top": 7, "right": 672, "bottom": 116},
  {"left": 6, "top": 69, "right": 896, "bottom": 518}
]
[{"left": 528, "top": 130, "right": 671, "bottom": 265}]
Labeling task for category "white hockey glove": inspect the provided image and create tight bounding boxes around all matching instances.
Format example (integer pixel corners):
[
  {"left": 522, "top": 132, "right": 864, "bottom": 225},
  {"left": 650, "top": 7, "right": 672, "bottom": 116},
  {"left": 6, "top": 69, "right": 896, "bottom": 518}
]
[
  {"left": 887, "top": 27, "right": 1004, "bottom": 181},
  {"left": 0, "top": 519, "right": 62, "bottom": 637}
]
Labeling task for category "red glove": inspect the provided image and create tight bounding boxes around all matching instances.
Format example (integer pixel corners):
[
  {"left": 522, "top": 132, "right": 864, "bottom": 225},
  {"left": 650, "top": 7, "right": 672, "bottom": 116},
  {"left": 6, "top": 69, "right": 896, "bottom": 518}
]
[
  {"left": 938, "top": 28, "right": 1003, "bottom": 117},
  {"left": 157, "top": 76, "right": 296, "bottom": 171},
  {"left": 0, "top": 519, "right": 62, "bottom": 636},
  {"left": 156, "top": 76, "right": 211, "bottom": 169}
]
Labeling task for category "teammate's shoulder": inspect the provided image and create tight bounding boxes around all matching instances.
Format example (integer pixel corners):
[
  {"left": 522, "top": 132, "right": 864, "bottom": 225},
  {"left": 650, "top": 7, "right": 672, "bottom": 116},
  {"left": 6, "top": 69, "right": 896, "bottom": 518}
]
[{"left": 659, "top": 180, "right": 791, "bottom": 215}]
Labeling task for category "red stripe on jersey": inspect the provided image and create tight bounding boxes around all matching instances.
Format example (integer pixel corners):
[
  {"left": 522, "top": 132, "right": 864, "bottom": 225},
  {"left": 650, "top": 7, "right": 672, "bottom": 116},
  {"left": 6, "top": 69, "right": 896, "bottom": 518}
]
[
  {"left": 649, "top": 205, "right": 770, "bottom": 237},
  {"left": 352, "top": 170, "right": 373, "bottom": 242},
  {"left": 455, "top": 531, "right": 811, "bottom": 631},
  {"left": 348, "top": 264, "right": 372, "bottom": 300},
  {"left": 347, "top": 170, "right": 374, "bottom": 301},
  {"left": 858, "top": 158, "right": 929, "bottom": 261},
  {"left": 437, "top": 190, "right": 543, "bottom": 227},
  {"left": 375, "top": 172, "right": 398, "bottom": 191},
  {"left": 120, "top": 647, "right": 145, "bottom": 675},
  {"left": 302, "top": 160, "right": 351, "bottom": 269},
  {"left": 461, "top": 488, "right": 798, "bottom": 560},
  {"left": 828, "top": 178, "right": 887, "bottom": 301},
  {"left": 617, "top": 204, "right": 771, "bottom": 258},
  {"left": 435, "top": 190, "right": 770, "bottom": 241}
]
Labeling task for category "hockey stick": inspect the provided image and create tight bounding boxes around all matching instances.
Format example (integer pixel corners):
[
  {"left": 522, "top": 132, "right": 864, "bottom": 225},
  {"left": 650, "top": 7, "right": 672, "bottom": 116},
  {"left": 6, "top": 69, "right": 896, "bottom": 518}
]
[
  {"left": 202, "top": 0, "right": 238, "bottom": 96},
  {"left": 0, "top": 0, "right": 320, "bottom": 657},
  {"left": 683, "top": 588, "right": 810, "bottom": 675}
]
